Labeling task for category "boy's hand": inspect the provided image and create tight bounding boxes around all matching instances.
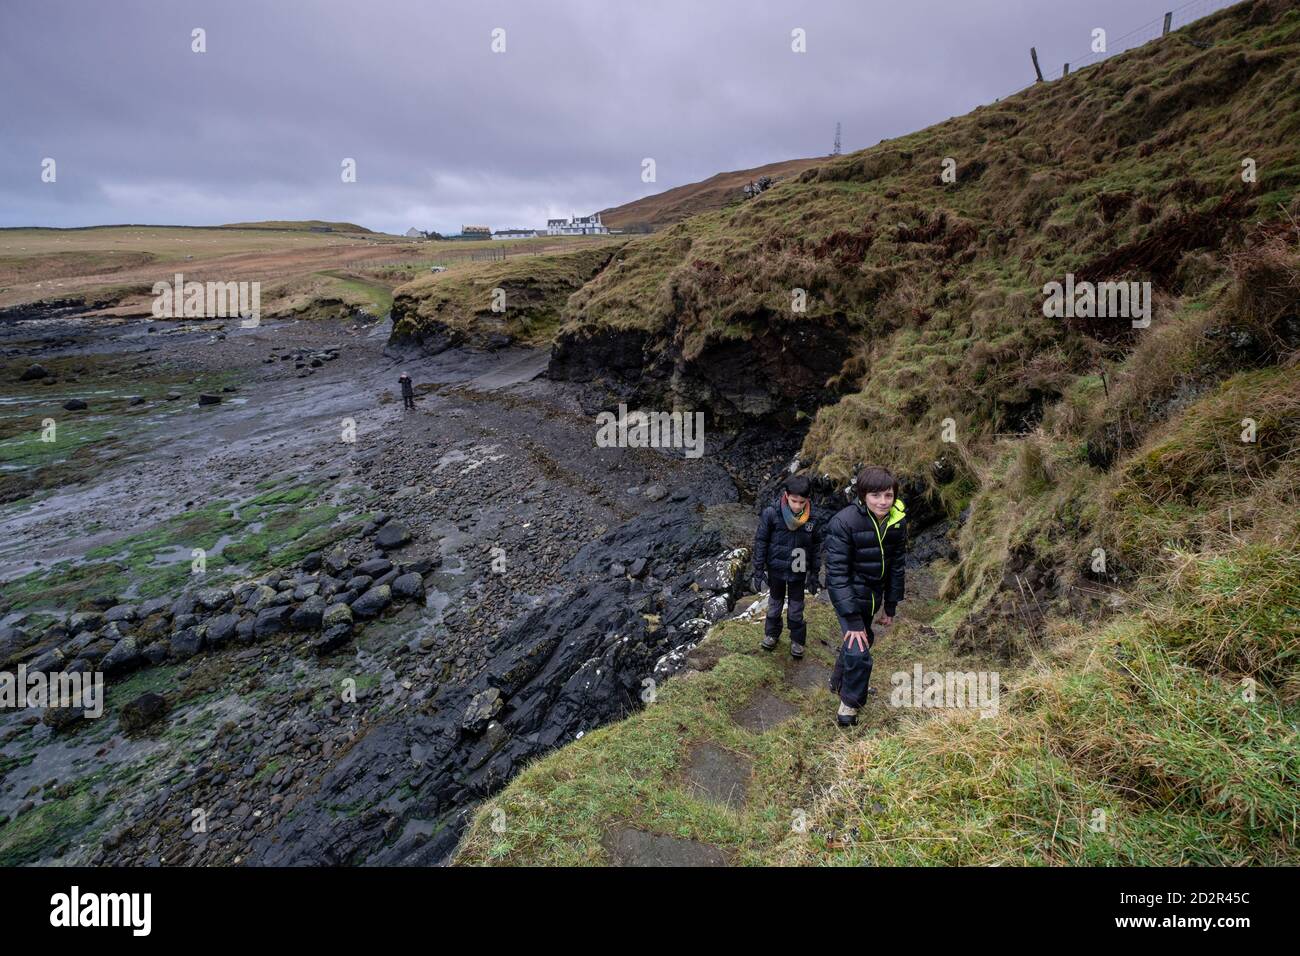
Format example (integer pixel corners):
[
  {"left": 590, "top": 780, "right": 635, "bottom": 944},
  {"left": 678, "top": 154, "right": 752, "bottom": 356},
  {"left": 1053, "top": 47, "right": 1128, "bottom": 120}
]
[
  {"left": 843, "top": 630, "right": 869, "bottom": 652},
  {"left": 877, "top": 612, "right": 894, "bottom": 627}
]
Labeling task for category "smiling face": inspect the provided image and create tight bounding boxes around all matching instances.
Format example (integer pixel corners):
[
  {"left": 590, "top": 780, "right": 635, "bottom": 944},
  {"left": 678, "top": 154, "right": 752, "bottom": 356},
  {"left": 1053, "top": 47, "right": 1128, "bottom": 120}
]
[{"left": 864, "top": 487, "right": 894, "bottom": 518}]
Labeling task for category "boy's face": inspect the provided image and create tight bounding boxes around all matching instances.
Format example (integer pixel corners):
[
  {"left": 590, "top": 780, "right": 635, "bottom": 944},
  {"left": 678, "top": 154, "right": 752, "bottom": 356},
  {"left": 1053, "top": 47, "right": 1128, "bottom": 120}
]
[
  {"left": 864, "top": 487, "right": 894, "bottom": 518},
  {"left": 786, "top": 493, "right": 808, "bottom": 513}
]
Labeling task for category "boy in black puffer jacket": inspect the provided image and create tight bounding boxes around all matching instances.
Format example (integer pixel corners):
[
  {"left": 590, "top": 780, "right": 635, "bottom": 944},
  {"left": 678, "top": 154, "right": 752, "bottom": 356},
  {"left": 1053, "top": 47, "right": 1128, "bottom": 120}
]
[
  {"left": 753, "top": 474, "right": 822, "bottom": 659},
  {"left": 825, "top": 465, "right": 907, "bottom": 726}
]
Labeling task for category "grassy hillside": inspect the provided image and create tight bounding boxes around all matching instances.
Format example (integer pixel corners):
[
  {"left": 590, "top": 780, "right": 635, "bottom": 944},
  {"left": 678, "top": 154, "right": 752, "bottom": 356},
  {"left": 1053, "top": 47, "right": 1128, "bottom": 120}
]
[
  {"left": 217, "top": 220, "right": 376, "bottom": 233},
  {"left": 600, "top": 156, "right": 828, "bottom": 231},
  {"left": 455, "top": 0, "right": 1300, "bottom": 866},
  {"left": 556, "top": 0, "right": 1300, "bottom": 457},
  {"left": 389, "top": 241, "right": 624, "bottom": 349}
]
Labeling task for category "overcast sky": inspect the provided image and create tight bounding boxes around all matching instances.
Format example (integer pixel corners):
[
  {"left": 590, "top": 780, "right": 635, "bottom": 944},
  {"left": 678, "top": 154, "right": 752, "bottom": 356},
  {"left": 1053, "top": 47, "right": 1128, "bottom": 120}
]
[{"left": 0, "top": 0, "right": 1235, "bottom": 235}]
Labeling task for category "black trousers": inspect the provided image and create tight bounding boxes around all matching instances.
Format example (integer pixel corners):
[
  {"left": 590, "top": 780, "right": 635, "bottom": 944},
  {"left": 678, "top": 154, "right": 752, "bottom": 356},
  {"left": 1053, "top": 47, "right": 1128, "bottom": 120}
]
[
  {"left": 831, "top": 599, "right": 880, "bottom": 708},
  {"left": 765, "top": 577, "right": 807, "bottom": 645},
  {"left": 402, "top": 392, "right": 415, "bottom": 409}
]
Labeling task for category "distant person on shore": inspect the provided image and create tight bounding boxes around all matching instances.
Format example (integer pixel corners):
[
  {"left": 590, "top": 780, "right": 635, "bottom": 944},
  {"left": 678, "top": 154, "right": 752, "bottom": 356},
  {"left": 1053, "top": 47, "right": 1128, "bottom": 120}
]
[
  {"left": 753, "top": 474, "right": 822, "bottom": 659},
  {"left": 825, "top": 465, "right": 907, "bottom": 726},
  {"left": 399, "top": 372, "right": 415, "bottom": 410}
]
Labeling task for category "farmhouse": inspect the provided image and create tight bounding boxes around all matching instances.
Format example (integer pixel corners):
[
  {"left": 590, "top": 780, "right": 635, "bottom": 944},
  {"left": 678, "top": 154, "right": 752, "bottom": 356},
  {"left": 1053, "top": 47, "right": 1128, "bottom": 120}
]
[
  {"left": 547, "top": 213, "right": 609, "bottom": 236},
  {"left": 492, "top": 229, "right": 540, "bottom": 240}
]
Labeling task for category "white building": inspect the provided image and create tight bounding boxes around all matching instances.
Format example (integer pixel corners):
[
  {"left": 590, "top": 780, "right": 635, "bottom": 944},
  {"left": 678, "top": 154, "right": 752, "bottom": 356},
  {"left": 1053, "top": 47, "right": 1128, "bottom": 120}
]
[
  {"left": 547, "top": 213, "right": 609, "bottom": 236},
  {"left": 404, "top": 227, "right": 423, "bottom": 238},
  {"left": 492, "top": 229, "right": 540, "bottom": 240}
]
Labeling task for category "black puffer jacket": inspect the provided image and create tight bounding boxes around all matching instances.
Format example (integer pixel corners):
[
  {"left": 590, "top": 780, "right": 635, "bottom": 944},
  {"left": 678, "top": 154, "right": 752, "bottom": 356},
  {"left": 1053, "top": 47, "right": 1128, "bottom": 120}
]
[
  {"left": 825, "top": 498, "right": 907, "bottom": 630},
  {"left": 753, "top": 499, "right": 822, "bottom": 584}
]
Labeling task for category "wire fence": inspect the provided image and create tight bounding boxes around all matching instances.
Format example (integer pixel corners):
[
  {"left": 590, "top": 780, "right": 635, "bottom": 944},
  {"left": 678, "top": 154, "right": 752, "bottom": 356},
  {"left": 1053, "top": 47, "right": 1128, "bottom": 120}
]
[{"left": 1009, "top": 0, "right": 1239, "bottom": 97}]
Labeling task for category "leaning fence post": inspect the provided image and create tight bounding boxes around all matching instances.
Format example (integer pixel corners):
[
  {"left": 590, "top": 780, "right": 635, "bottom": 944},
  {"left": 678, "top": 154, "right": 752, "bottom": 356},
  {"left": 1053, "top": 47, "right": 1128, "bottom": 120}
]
[
  {"left": 1030, "top": 47, "right": 1044, "bottom": 82},
  {"left": 1163, "top": 11, "right": 1173, "bottom": 35}
]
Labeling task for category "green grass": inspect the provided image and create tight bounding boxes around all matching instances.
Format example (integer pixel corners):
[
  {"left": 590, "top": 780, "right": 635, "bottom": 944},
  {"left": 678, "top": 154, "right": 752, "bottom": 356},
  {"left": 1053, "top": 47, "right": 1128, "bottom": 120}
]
[{"left": 1, "top": 482, "right": 360, "bottom": 614}]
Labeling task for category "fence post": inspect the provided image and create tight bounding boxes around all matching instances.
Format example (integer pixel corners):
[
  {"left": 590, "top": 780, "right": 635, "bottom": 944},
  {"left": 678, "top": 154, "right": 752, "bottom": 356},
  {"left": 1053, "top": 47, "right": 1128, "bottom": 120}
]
[
  {"left": 1163, "top": 11, "right": 1173, "bottom": 35},
  {"left": 1063, "top": 62, "right": 1070, "bottom": 76},
  {"left": 1030, "top": 46, "right": 1044, "bottom": 82}
]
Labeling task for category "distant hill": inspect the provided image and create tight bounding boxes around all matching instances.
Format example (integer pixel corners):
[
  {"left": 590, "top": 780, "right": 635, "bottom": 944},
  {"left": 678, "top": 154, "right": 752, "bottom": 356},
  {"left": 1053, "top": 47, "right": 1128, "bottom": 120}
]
[
  {"left": 218, "top": 220, "right": 376, "bottom": 234},
  {"left": 599, "top": 156, "right": 828, "bottom": 231}
]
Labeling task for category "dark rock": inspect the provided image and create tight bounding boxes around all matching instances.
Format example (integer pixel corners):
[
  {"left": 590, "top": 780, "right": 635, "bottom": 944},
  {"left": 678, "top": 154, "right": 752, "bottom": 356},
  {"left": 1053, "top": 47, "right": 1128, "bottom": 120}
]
[
  {"left": 20, "top": 363, "right": 49, "bottom": 381},
  {"left": 68, "top": 611, "right": 104, "bottom": 634},
  {"left": 196, "top": 587, "right": 231, "bottom": 612},
  {"left": 321, "top": 603, "right": 353, "bottom": 628},
  {"left": 205, "top": 613, "right": 240, "bottom": 647},
  {"left": 253, "top": 605, "right": 293, "bottom": 638},
  {"left": 197, "top": 393, "right": 222, "bottom": 406},
  {"left": 290, "top": 596, "right": 326, "bottom": 630},
  {"left": 100, "top": 636, "right": 141, "bottom": 675},
  {"left": 169, "top": 629, "right": 204, "bottom": 660},
  {"left": 391, "top": 572, "right": 424, "bottom": 601},
  {"left": 324, "top": 548, "right": 350, "bottom": 575},
  {"left": 104, "top": 604, "right": 138, "bottom": 624},
  {"left": 120, "top": 692, "right": 168, "bottom": 733},
  {"left": 355, "top": 558, "right": 393, "bottom": 577},
  {"left": 374, "top": 521, "right": 412, "bottom": 550},
  {"left": 350, "top": 585, "right": 391, "bottom": 619},
  {"left": 301, "top": 551, "right": 323, "bottom": 572},
  {"left": 138, "top": 597, "right": 172, "bottom": 619},
  {"left": 311, "top": 625, "right": 353, "bottom": 656},
  {"left": 63, "top": 399, "right": 88, "bottom": 411},
  {"left": 462, "top": 688, "right": 502, "bottom": 734}
]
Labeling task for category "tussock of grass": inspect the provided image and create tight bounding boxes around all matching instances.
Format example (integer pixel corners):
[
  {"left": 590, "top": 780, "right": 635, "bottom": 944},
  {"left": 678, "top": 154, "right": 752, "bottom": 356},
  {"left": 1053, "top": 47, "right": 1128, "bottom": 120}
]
[{"left": 781, "top": 619, "right": 1296, "bottom": 866}]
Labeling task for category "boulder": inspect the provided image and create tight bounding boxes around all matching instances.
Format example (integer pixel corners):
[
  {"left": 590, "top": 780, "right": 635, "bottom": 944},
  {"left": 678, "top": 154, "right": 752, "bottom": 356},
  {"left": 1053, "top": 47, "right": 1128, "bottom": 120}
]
[
  {"left": 197, "top": 393, "right": 222, "bottom": 406},
  {"left": 104, "top": 603, "right": 138, "bottom": 624},
  {"left": 138, "top": 597, "right": 172, "bottom": 619},
  {"left": 19, "top": 363, "right": 49, "bottom": 381},
  {"left": 322, "top": 603, "right": 353, "bottom": 628},
  {"left": 100, "top": 636, "right": 141, "bottom": 675},
  {"left": 247, "top": 585, "right": 279, "bottom": 611},
  {"left": 311, "top": 625, "right": 352, "bottom": 656},
  {"left": 169, "top": 628, "right": 204, "bottom": 660},
  {"left": 119, "top": 692, "right": 168, "bottom": 733},
  {"left": 344, "top": 574, "right": 374, "bottom": 593},
  {"left": 68, "top": 611, "right": 104, "bottom": 634},
  {"left": 63, "top": 398, "right": 88, "bottom": 411},
  {"left": 355, "top": 558, "right": 393, "bottom": 577},
  {"left": 374, "top": 521, "right": 411, "bottom": 550},
  {"left": 350, "top": 585, "right": 391, "bottom": 619},
  {"left": 254, "top": 605, "right": 293, "bottom": 639},
  {"left": 462, "top": 688, "right": 502, "bottom": 734},
  {"left": 324, "top": 547, "right": 350, "bottom": 576},
  {"left": 391, "top": 572, "right": 424, "bottom": 601},
  {"left": 290, "top": 596, "right": 326, "bottom": 630},
  {"left": 205, "top": 613, "right": 240, "bottom": 647},
  {"left": 196, "top": 587, "right": 231, "bottom": 612}
]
